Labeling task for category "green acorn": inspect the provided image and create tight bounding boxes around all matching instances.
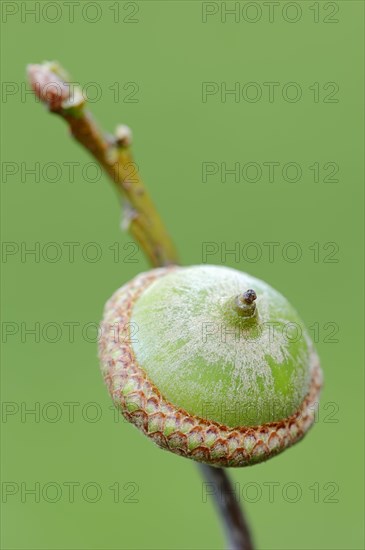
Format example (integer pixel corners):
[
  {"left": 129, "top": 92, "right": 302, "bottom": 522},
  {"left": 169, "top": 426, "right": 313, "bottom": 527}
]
[{"left": 99, "top": 265, "right": 322, "bottom": 467}]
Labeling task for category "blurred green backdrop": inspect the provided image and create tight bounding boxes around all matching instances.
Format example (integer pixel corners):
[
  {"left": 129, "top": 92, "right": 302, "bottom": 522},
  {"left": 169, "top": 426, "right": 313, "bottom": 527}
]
[{"left": 1, "top": 1, "right": 364, "bottom": 549}]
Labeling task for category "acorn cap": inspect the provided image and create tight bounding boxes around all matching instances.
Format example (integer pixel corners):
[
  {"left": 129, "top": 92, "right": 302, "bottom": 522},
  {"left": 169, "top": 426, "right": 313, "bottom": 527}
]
[{"left": 99, "top": 265, "right": 322, "bottom": 467}]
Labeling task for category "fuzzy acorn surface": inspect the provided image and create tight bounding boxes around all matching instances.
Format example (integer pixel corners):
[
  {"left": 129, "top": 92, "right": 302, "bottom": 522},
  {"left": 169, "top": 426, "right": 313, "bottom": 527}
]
[{"left": 99, "top": 265, "right": 322, "bottom": 467}]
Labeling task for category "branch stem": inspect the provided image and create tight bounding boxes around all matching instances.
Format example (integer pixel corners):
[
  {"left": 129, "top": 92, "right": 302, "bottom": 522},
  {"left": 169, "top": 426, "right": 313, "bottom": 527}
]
[
  {"left": 27, "top": 63, "right": 178, "bottom": 267},
  {"left": 198, "top": 464, "right": 254, "bottom": 550}
]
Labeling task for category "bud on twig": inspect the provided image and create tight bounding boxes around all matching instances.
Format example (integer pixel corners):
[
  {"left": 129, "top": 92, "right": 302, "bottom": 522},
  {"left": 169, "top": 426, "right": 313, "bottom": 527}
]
[
  {"left": 26, "top": 61, "right": 84, "bottom": 112},
  {"left": 115, "top": 125, "right": 133, "bottom": 148}
]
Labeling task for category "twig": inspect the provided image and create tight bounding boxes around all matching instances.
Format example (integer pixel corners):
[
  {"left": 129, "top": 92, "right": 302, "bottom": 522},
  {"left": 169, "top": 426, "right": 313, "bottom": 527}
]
[
  {"left": 27, "top": 60, "right": 254, "bottom": 550},
  {"left": 199, "top": 464, "right": 254, "bottom": 550},
  {"left": 26, "top": 61, "right": 178, "bottom": 267}
]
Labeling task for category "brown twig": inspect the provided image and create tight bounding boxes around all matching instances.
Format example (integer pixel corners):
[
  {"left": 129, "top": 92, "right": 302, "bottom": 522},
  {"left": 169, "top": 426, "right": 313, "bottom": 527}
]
[
  {"left": 26, "top": 61, "right": 178, "bottom": 267},
  {"left": 199, "top": 464, "right": 254, "bottom": 550}
]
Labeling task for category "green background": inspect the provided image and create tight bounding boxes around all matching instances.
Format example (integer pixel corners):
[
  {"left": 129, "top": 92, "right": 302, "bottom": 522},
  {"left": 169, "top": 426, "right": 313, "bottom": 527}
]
[{"left": 1, "top": 1, "right": 364, "bottom": 549}]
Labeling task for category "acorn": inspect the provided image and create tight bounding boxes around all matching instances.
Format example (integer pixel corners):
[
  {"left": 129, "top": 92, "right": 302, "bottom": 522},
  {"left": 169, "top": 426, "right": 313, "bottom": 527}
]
[{"left": 99, "top": 265, "right": 322, "bottom": 467}]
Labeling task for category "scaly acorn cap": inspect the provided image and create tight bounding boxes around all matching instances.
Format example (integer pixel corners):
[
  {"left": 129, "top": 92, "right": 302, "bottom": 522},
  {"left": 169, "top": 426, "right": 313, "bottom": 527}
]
[{"left": 99, "top": 265, "right": 322, "bottom": 467}]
